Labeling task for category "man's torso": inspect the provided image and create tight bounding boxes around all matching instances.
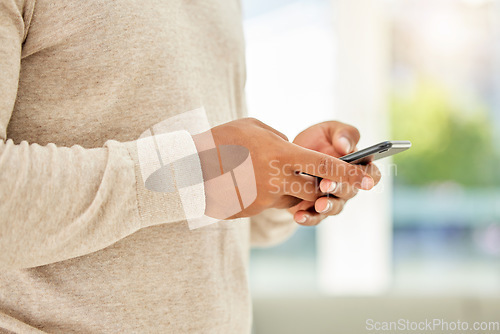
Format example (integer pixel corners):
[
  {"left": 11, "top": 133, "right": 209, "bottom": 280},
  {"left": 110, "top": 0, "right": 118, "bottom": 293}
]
[{"left": 1, "top": 1, "right": 251, "bottom": 332}]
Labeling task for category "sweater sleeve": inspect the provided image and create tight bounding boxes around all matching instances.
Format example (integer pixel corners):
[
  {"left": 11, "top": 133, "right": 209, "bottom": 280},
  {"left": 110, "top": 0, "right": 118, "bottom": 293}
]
[
  {"left": 0, "top": 0, "right": 205, "bottom": 269},
  {"left": 250, "top": 208, "right": 298, "bottom": 248}
]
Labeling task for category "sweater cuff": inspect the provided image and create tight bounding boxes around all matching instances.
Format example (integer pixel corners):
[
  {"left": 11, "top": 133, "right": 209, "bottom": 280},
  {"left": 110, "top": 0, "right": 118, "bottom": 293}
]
[
  {"left": 125, "top": 130, "right": 205, "bottom": 228},
  {"left": 250, "top": 208, "right": 298, "bottom": 247}
]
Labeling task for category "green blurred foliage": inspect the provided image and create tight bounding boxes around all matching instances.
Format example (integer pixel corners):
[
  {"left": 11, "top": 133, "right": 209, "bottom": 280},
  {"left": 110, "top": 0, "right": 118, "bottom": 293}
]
[{"left": 390, "top": 79, "right": 500, "bottom": 187}]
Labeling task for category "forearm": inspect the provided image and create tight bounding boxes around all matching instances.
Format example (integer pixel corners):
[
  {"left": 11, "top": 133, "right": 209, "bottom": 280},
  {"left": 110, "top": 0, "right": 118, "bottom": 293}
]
[{"left": 0, "top": 130, "right": 204, "bottom": 269}]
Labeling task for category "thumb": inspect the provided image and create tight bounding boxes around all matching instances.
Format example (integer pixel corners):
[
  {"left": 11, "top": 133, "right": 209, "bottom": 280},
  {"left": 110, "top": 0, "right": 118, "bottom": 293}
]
[{"left": 333, "top": 131, "right": 357, "bottom": 155}]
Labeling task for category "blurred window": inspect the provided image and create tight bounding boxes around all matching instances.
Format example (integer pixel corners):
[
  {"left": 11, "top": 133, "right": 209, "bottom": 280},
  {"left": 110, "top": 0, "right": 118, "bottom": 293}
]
[
  {"left": 390, "top": 0, "right": 500, "bottom": 295},
  {"left": 244, "top": 0, "right": 500, "bottom": 297}
]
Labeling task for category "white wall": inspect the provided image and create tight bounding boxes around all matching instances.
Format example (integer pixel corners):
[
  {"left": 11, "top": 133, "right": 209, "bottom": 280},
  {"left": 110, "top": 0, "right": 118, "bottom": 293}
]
[
  {"left": 245, "top": 0, "right": 393, "bottom": 295},
  {"left": 316, "top": 0, "right": 392, "bottom": 295}
]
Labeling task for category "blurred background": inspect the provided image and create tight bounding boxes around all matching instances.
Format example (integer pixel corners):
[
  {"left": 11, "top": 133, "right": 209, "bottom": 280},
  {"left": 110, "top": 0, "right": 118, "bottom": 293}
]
[{"left": 242, "top": 0, "right": 500, "bottom": 332}]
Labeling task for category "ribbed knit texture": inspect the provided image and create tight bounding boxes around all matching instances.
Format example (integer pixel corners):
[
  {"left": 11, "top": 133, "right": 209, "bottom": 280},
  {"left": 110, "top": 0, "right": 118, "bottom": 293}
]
[{"left": 0, "top": 1, "right": 296, "bottom": 332}]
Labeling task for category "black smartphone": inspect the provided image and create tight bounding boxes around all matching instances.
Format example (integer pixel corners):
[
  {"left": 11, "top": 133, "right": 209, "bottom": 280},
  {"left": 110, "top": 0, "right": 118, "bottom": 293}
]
[{"left": 340, "top": 140, "right": 412, "bottom": 165}]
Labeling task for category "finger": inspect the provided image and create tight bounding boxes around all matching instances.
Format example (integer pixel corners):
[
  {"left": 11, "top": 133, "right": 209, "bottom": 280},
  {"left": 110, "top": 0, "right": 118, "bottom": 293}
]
[
  {"left": 293, "top": 208, "right": 329, "bottom": 226},
  {"left": 359, "top": 163, "right": 382, "bottom": 186},
  {"left": 283, "top": 172, "right": 324, "bottom": 202},
  {"left": 319, "top": 178, "right": 358, "bottom": 200},
  {"left": 288, "top": 199, "right": 315, "bottom": 214},
  {"left": 328, "top": 122, "right": 361, "bottom": 155},
  {"left": 285, "top": 143, "right": 374, "bottom": 190},
  {"left": 293, "top": 210, "right": 325, "bottom": 226},
  {"left": 274, "top": 195, "right": 303, "bottom": 209},
  {"left": 293, "top": 197, "right": 346, "bottom": 225},
  {"left": 314, "top": 197, "right": 346, "bottom": 215}
]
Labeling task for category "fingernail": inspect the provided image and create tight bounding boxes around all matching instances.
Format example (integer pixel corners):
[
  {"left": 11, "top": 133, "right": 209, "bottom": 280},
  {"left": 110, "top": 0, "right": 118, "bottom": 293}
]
[
  {"left": 327, "top": 181, "right": 337, "bottom": 193},
  {"left": 338, "top": 136, "right": 352, "bottom": 153},
  {"left": 321, "top": 180, "right": 338, "bottom": 193},
  {"left": 319, "top": 201, "right": 332, "bottom": 213},
  {"left": 361, "top": 176, "right": 374, "bottom": 190},
  {"left": 296, "top": 215, "right": 307, "bottom": 224}
]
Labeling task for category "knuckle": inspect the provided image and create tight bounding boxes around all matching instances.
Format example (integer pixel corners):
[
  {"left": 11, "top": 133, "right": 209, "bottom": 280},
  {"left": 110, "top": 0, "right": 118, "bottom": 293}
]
[
  {"left": 309, "top": 216, "right": 321, "bottom": 226},
  {"left": 277, "top": 131, "right": 289, "bottom": 142},
  {"left": 297, "top": 181, "right": 319, "bottom": 201},
  {"left": 287, "top": 196, "right": 303, "bottom": 208},
  {"left": 304, "top": 191, "right": 319, "bottom": 202},
  {"left": 317, "top": 155, "right": 333, "bottom": 176},
  {"left": 247, "top": 117, "right": 264, "bottom": 127},
  {"left": 340, "top": 122, "right": 360, "bottom": 141},
  {"left": 340, "top": 183, "right": 358, "bottom": 199},
  {"left": 266, "top": 146, "right": 288, "bottom": 171},
  {"left": 262, "top": 141, "right": 283, "bottom": 162},
  {"left": 351, "top": 127, "right": 361, "bottom": 141},
  {"left": 348, "top": 188, "right": 359, "bottom": 199},
  {"left": 371, "top": 165, "right": 382, "bottom": 184},
  {"left": 274, "top": 142, "right": 289, "bottom": 161},
  {"left": 346, "top": 167, "right": 363, "bottom": 186},
  {"left": 331, "top": 182, "right": 343, "bottom": 195},
  {"left": 331, "top": 200, "right": 345, "bottom": 215}
]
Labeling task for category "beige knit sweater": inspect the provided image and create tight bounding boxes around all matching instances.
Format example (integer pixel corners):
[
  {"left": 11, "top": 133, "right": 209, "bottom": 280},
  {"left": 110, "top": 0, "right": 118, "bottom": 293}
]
[{"left": 0, "top": 0, "right": 297, "bottom": 332}]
